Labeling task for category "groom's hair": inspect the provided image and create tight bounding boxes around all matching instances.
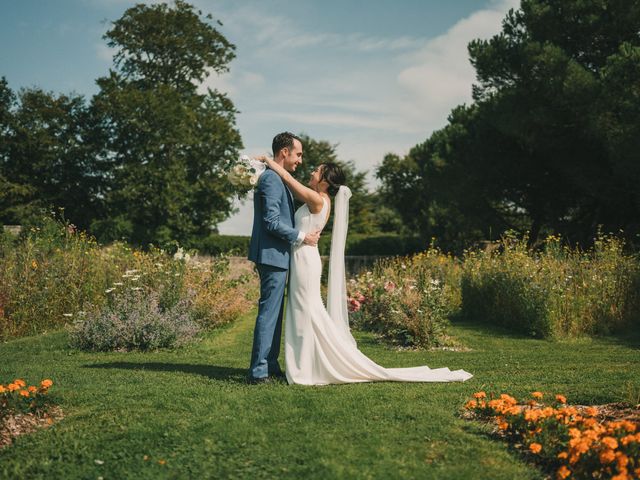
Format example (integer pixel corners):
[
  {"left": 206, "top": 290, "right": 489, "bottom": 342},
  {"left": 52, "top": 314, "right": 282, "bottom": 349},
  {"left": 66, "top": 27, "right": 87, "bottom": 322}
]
[
  {"left": 321, "top": 163, "right": 346, "bottom": 196},
  {"left": 272, "top": 132, "right": 302, "bottom": 157}
]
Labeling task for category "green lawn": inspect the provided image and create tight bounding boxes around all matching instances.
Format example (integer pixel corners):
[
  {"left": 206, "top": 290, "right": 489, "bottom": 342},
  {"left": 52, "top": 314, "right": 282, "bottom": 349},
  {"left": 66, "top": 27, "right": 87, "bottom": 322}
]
[{"left": 1, "top": 312, "right": 639, "bottom": 479}]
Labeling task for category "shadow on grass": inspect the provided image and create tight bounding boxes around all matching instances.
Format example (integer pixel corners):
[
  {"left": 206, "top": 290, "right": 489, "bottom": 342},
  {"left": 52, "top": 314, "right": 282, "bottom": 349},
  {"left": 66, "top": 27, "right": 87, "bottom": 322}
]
[
  {"left": 451, "top": 318, "right": 640, "bottom": 348},
  {"left": 449, "top": 319, "right": 537, "bottom": 340},
  {"left": 83, "top": 362, "right": 247, "bottom": 383}
]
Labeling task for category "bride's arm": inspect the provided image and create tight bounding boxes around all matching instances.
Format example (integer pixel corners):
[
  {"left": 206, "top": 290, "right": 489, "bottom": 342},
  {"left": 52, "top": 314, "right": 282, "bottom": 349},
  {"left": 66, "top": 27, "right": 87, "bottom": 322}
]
[{"left": 258, "top": 156, "right": 324, "bottom": 213}]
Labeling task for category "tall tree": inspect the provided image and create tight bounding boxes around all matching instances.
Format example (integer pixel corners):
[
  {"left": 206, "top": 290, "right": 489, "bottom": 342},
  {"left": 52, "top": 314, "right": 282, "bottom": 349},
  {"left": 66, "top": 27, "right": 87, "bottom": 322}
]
[
  {"left": 0, "top": 79, "right": 100, "bottom": 228},
  {"left": 379, "top": 0, "right": 640, "bottom": 249},
  {"left": 91, "top": 1, "right": 242, "bottom": 246}
]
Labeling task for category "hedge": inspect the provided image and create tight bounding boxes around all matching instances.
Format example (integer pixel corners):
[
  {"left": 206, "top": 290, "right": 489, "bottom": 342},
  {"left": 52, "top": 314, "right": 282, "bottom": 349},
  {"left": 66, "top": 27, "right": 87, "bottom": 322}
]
[{"left": 197, "top": 234, "right": 426, "bottom": 257}]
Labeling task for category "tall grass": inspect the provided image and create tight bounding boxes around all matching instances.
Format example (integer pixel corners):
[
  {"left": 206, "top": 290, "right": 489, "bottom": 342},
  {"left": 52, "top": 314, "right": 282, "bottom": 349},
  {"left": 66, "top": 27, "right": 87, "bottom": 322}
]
[
  {"left": 460, "top": 233, "right": 640, "bottom": 338},
  {"left": 0, "top": 216, "right": 256, "bottom": 341},
  {"left": 349, "top": 233, "right": 640, "bottom": 345}
]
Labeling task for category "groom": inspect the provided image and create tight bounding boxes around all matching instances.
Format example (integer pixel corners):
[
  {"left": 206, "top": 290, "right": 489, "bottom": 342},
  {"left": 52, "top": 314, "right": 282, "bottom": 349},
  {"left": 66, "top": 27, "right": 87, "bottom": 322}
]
[{"left": 247, "top": 132, "right": 320, "bottom": 384}]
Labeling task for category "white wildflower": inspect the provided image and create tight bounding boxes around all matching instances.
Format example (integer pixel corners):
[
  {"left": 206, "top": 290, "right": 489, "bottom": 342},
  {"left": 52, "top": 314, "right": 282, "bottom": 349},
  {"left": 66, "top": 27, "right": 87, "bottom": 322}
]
[
  {"left": 62, "top": 313, "right": 73, "bottom": 317},
  {"left": 105, "top": 288, "right": 116, "bottom": 293}
]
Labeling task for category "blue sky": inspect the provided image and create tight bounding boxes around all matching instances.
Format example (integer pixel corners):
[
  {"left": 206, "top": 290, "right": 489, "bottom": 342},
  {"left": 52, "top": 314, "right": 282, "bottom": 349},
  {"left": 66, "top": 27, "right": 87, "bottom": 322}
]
[{"left": 1, "top": 0, "right": 519, "bottom": 234}]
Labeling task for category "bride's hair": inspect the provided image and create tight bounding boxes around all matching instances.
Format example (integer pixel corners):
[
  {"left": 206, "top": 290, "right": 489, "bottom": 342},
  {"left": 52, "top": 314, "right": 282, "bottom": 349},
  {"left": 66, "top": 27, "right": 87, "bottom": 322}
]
[{"left": 321, "top": 163, "right": 346, "bottom": 196}]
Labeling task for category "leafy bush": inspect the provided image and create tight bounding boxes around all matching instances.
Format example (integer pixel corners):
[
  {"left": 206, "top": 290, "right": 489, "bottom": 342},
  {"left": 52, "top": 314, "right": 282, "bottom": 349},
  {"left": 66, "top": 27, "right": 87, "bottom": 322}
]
[
  {"left": 348, "top": 248, "right": 461, "bottom": 348},
  {"left": 460, "top": 232, "right": 640, "bottom": 338},
  {"left": 319, "top": 234, "right": 426, "bottom": 256},
  {"left": 68, "top": 290, "right": 200, "bottom": 351}
]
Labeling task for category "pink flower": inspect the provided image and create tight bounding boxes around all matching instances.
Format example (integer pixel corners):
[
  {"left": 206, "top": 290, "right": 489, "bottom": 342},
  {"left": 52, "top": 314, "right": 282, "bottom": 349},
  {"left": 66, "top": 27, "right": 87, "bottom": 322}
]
[
  {"left": 384, "top": 281, "right": 396, "bottom": 292},
  {"left": 348, "top": 298, "right": 361, "bottom": 312},
  {"left": 355, "top": 291, "right": 365, "bottom": 303}
]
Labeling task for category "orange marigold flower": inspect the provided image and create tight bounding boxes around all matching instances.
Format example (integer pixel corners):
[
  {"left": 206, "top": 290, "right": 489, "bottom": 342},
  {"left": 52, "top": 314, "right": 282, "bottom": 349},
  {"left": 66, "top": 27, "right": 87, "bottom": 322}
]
[
  {"left": 8, "top": 383, "right": 20, "bottom": 392},
  {"left": 473, "top": 391, "right": 487, "bottom": 399},
  {"left": 583, "top": 417, "right": 598, "bottom": 428},
  {"left": 41, "top": 379, "right": 53, "bottom": 388},
  {"left": 555, "top": 394, "right": 567, "bottom": 404},
  {"left": 0, "top": 385, "right": 6, "bottom": 394},
  {"left": 620, "top": 434, "right": 636, "bottom": 446},
  {"left": 584, "top": 407, "right": 598, "bottom": 417},
  {"left": 635, "top": 468, "right": 640, "bottom": 478},
  {"left": 574, "top": 440, "right": 590, "bottom": 455},
  {"left": 465, "top": 400, "right": 477, "bottom": 409},
  {"left": 532, "top": 391, "right": 543, "bottom": 400},
  {"left": 601, "top": 437, "right": 618, "bottom": 450},
  {"left": 14, "top": 379, "right": 26, "bottom": 387},
  {"left": 28, "top": 386, "right": 37, "bottom": 393},
  {"left": 19, "top": 389, "right": 30, "bottom": 397},
  {"left": 543, "top": 407, "right": 556, "bottom": 417},
  {"left": 498, "top": 421, "right": 509, "bottom": 431},
  {"left": 556, "top": 465, "right": 571, "bottom": 479},
  {"left": 599, "top": 449, "right": 616, "bottom": 464},
  {"left": 557, "top": 451, "right": 568, "bottom": 460},
  {"left": 620, "top": 421, "right": 636, "bottom": 433},
  {"left": 505, "top": 406, "right": 522, "bottom": 415},
  {"left": 500, "top": 394, "right": 517, "bottom": 405},
  {"left": 525, "top": 409, "right": 541, "bottom": 422},
  {"left": 529, "top": 443, "right": 542, "bottom": 454},
  {"left": 611, "top": 473, "right": 629, "bottom": 480},
  {"left": 616, "top": 452, "right": 629, "bottom": 469}
]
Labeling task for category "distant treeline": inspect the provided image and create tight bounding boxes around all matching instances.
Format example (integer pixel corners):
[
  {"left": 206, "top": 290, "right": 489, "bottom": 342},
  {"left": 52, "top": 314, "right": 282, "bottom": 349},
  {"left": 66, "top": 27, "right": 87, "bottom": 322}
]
[{"left": 196, "top": 234, "right": 425, "bottom": 257}]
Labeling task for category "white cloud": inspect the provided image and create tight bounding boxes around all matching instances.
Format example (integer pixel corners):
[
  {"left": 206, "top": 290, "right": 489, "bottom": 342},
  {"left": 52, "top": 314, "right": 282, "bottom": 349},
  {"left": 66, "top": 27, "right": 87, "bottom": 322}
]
[
  {"left": 197, "top": 69, "right": 265, "bottom": 96},
  {"left": 208, "top": 0, "right": 521, "bottom": 234},
  {"left": 395, "top": 0, "right": 520, "bottom": 126}
]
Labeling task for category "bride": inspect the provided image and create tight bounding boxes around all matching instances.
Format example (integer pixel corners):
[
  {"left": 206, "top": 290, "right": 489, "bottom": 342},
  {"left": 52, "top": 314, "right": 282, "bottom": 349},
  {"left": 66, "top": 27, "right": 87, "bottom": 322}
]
[{"left": 258, "top": 156, "right": 473, "bottom": 385}]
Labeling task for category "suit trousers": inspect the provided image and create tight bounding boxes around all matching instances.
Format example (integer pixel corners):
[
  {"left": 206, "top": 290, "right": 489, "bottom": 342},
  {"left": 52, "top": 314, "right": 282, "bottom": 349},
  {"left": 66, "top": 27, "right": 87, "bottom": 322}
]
[{"left": 249, "top": 263, "right": 288, "bottom": 379}]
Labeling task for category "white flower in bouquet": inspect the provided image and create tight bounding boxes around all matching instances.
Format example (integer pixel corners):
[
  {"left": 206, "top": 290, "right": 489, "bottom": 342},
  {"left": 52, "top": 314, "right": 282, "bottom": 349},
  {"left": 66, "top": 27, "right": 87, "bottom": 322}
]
[{"left": 227, "top": 155, "right": 266, "bottom": 190}]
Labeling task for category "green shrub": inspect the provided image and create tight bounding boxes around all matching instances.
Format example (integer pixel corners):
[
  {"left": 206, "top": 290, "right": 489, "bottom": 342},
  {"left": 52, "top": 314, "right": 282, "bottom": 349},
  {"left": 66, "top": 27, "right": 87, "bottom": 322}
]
[
  {"left": 319, "top": 234, "right": 426, "bottom": 256},
  {"left": 348, "top": 249, "right": 461, "bottom": 348},
  {"left": 459, "top": 232, "right": 640, "bottom": 338}
]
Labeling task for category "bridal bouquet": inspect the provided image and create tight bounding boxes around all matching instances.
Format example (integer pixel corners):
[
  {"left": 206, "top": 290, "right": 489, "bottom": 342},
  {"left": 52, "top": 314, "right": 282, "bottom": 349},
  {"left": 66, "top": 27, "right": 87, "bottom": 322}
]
[{"left": 227, "top": 155, "right": 266, "bottom": 191}]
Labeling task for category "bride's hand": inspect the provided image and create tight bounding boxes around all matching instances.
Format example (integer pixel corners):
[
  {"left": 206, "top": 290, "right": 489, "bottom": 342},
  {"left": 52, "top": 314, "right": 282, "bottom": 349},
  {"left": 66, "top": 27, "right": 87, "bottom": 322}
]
[{"left": 255, "top": 155, "right": 270, "bottom": 163}]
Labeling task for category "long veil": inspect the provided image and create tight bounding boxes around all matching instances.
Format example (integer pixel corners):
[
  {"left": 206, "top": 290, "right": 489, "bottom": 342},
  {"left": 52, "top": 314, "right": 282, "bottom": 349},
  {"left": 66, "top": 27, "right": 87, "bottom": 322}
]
[{"left": 327, "top": 185, "right": 357, "bottom": 347}]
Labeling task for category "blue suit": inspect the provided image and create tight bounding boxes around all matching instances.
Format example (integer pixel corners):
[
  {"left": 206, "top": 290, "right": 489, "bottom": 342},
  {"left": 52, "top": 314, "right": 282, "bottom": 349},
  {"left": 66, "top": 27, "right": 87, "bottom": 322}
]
[{"left": 248, "top": 169, "right": 300, "bottom": 379}]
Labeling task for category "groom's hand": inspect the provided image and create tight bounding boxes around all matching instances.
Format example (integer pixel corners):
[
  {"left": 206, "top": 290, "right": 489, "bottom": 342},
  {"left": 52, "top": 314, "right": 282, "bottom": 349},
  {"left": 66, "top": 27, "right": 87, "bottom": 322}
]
[{"left": 302, "top": 230, "right": 321, "bottom": 246}]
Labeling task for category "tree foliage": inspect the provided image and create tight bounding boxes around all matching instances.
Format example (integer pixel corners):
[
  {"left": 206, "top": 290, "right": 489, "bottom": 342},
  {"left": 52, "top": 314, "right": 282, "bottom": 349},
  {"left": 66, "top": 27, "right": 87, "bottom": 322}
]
[
  {"left": 90, "top": 1, "right": 242, "bottom": 246},
  {"left": 378, "top": 0, "right": 640, "bottom": 250},
  {"left": 0, "top": 78, "right": 100, "bottom": 228},
  {"left": 1, "top": 2, "right": 243, "bottom": 247}
]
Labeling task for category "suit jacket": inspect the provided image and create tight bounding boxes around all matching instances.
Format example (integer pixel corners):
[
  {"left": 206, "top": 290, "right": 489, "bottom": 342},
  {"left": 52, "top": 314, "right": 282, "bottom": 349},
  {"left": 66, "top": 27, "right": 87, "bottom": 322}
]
[{"left": 248, "top": 169, "right": 300, "bottom": 269}]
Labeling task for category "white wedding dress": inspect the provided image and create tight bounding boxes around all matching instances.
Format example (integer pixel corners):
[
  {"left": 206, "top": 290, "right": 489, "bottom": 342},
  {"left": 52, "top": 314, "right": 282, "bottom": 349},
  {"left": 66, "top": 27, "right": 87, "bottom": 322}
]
[{"left": 284, "top": 188, "right": 473, "bottom": 385}]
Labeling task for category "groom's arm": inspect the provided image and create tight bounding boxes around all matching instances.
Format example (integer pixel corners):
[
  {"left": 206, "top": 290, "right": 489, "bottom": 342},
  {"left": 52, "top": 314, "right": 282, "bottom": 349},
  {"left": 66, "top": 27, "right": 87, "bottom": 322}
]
[{"left": 259, "top": 172, "right": 305, "bottom": 245}]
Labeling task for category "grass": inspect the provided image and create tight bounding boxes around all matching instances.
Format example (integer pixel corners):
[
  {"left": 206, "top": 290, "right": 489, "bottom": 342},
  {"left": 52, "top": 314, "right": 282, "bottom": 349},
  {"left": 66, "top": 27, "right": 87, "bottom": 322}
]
[{"left": 0, "top": 311, "right": 639, "bottom": 479}]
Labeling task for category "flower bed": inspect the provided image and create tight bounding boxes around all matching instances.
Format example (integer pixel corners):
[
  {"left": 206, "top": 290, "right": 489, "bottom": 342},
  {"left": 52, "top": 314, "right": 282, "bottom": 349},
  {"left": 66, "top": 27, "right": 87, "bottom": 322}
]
[
  {"left": 1, "top": 378, "right": 60, "bottom": 449},
  {"left": 463, "top": 391, "right": 640, "bottom": 479}
]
